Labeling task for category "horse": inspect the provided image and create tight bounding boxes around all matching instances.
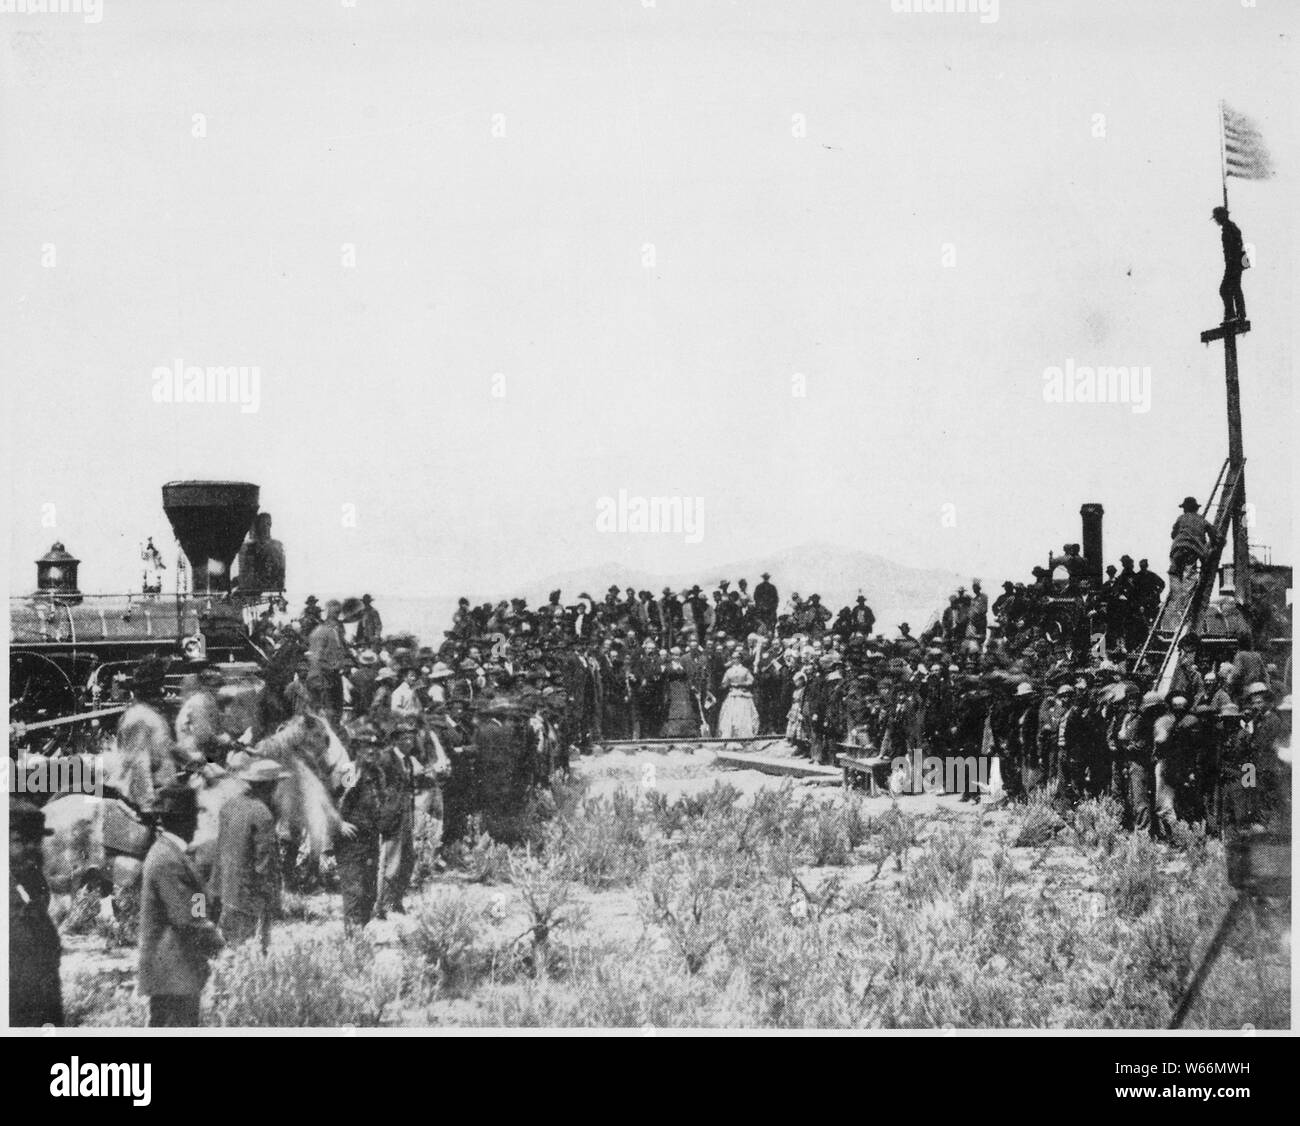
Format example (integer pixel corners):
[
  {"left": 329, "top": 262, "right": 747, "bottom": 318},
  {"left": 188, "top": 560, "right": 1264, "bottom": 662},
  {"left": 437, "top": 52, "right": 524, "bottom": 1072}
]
[{"left": 41, "top": 708, "right": 350, "bottom": 913}]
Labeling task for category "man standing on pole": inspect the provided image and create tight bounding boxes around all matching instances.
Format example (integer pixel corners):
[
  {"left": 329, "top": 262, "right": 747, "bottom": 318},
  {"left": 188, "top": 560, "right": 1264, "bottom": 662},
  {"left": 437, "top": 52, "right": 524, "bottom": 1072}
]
[{"left": 1212, "top": 206, "right": 1247, "bottom": 323}]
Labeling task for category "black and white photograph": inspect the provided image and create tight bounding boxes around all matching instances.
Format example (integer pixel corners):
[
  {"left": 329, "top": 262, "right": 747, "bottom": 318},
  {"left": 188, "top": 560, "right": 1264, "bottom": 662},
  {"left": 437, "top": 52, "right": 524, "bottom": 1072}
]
[{"left": 4, "top": 0, "right": 1293, "bottom": 1050}]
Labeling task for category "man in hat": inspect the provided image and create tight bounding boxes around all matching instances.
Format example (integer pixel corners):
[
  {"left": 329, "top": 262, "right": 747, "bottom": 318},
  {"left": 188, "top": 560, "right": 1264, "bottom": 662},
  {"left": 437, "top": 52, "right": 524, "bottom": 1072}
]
[
  {"left": 1057, "top": 678, "right": 1106, "bottom": 802},
  {"left": 659, "top": 587, "right": 684, "bottom": 640},
  {"left": 754, "top": 572, "right": 779, "bottom": 631},
  {"left": 1048, "top": 544, "right": 1088, "bottom": 592},
  {"left": 306, "top": 599, "right": 348, "bottom": 721},
  {"left": 376, "top": 718, "right": 420, "bottom": 917},
  {"left": 967, "top": 581, "right": 988, "bottom": 643},
  {"left": 392, "top": 667, "right": 424, "bottom": 719},
  {"left": 1226, "top": 628, "right": 1268, "bottom": 703},
  {"left": 1169, "top": 633, "right": 1206, "bottom": 707},
  {"left": 368, "top": 666, "right": 397, "bottom": 733},
  {"left": 1240, "top": 682, "right": 1290, "bottom": 830},
  {"left": 9, "top": 798, "right": 62, "bottom": 1026},
  {"left": 355, "top": 595, "right": 383, "bottom": 648},
  {"left": 1098, "top": 565, "right": 1124, "bottom": 648},
  {"left": 236, "top": 511, "right": 286, "bottom": 594},
  {"left": 139, "top": 784, "right": 224, "bottom": 1026},
  {"left": 1037, "top": 683, "right": 1075, "bottom": 785},
  {"left": 349, "top": 649, "right": 380, "bottom": 717},
  {"left": 337, "top": 722, "right": 386, "bottom": 928},
  {"left": 1212, "top": 205, "right": 1247, "bottom": 323},
  {"left": 684, "top": 585, "right": 709, "bottom": 639},
  {"left": 1169, "top": 497, "right": 1219, "bottom": 582},
  {"left": 806, "top": 593, "right": 832, "bottom": 639},
  {"left": 851, "top": 594, "right": 876, "bottom": 638},
  {"left": 814, "top": 657, "right": 853, "bottom": 766},
  {"left": 1132, "top": 559, "right": 1166, "bottom": 625},
  {"left": 211, "top": 759, "right": 285, "bottom": 951},
  {"left": 1209, "top": 700, "right": 1246, "bottom": 833},
  {"left": 301, "top": 595, "right": 323, "bottom": 631}
]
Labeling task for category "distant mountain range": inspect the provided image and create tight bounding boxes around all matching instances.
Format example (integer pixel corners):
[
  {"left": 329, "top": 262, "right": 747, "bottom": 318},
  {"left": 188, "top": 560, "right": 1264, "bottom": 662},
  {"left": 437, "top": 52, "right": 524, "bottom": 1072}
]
[{"left": 523, "top": 542, "right": 969, "bottom": 636}]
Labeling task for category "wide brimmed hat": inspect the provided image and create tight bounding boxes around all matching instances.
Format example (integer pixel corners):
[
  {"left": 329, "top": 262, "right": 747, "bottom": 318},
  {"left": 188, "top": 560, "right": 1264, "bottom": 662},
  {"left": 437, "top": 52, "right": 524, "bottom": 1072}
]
[
  {"left": 239, "top": 759, "right": 290, "bottom": 784},
  {"left": 428, "top": 662, "right": 454, "bottom": 679}
]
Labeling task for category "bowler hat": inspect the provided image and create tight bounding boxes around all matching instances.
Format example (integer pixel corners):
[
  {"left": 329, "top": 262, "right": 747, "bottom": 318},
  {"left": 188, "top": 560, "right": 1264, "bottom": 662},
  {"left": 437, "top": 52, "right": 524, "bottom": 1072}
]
[{"left": 1181, "top": 497, "right": 1199, "bottom": 511}]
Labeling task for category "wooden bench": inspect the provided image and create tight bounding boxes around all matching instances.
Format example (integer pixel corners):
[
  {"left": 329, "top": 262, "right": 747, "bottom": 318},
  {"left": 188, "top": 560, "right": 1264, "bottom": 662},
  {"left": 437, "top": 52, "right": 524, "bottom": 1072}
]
[{"left": 837, "top": 751, "right": 891, "bottom": 797}]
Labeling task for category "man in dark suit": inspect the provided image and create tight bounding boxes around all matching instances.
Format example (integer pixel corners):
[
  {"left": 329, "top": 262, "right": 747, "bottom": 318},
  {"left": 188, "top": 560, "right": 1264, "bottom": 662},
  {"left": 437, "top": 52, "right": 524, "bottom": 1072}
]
[
  {"left": 753, "top": 572, "right": 778, "bottom": 630},
  {"left": 337, "top": 723, "right": 385, "bottom": 928},
  {"left": 355, "top": 594, "right": 384, "bottom": 647},
  {"left": 1213, "top": 206, "right": 1247, "bottom": 322},
  {"left": 139, "top": 784, "right": 224, "bottom": 1027},
  {"left": 9, "top": 798, "right": 62, "bottom": 1027},
  {"left": 211, "top": 760, "right": 285, "bottom": 949}
]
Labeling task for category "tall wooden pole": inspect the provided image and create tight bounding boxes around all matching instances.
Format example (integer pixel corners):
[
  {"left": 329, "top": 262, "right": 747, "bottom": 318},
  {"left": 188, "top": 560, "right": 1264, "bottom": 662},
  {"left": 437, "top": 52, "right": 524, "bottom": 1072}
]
[
  {"left": 1199, "top": 318, "right": 1251, "bottom": 607},
  {"left": 1206, "top": 102, "right": 1252, "bottom": 606},
  {"left": 1222, "top": 330, "right": 1251, "bottom": 603}
]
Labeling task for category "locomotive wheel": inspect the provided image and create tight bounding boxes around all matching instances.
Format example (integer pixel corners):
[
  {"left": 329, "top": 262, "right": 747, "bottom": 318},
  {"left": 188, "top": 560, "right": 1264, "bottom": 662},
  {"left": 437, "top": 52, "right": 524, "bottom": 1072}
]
[{"left": 9, "top": 651, "right": 80, "bottom": 754}]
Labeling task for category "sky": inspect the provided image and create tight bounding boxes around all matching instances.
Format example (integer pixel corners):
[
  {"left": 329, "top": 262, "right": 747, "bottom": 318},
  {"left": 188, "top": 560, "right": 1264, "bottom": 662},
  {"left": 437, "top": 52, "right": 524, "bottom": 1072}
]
[{"left": 3, "top": 0, "right": 1296, "bottom": 604}]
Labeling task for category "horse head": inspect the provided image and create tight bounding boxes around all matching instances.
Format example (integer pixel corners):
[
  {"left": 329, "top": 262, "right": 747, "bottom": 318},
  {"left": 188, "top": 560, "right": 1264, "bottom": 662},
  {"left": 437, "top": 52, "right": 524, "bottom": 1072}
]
[{"left": 243, "top": 713, "right": 345, "bottom": 854}]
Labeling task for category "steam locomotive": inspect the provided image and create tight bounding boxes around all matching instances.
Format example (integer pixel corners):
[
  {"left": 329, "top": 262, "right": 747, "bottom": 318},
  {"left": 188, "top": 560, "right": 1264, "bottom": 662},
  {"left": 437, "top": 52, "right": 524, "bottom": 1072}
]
[{"left": 9, "top": 481, "right": 276, "bottom": 751}]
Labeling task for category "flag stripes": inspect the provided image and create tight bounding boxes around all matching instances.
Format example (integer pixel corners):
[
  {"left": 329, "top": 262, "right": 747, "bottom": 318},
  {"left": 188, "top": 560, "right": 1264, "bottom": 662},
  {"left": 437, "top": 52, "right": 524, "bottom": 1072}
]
[{"left": 1222, "top": 103, "right": 1274, "bottom": 180}]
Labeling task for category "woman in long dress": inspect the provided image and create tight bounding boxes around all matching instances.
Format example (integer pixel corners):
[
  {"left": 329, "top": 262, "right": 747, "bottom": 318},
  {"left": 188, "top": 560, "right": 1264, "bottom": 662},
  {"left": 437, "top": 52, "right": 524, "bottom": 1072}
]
[
  {"left": 785, "top": 648, "right": 815, "bottom": 753},
  {"left": 717, "top": 656, "right": 759, "bottom": 739},
  {"left": 660, "top": 650, "right": 701, "bottom": 738}
]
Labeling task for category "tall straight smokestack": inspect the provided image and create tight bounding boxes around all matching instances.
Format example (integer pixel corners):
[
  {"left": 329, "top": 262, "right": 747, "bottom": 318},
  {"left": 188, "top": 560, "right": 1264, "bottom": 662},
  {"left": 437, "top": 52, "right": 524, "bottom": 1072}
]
[{"left": 1080, "top": 503, "right": 1104, "bottom": 585}]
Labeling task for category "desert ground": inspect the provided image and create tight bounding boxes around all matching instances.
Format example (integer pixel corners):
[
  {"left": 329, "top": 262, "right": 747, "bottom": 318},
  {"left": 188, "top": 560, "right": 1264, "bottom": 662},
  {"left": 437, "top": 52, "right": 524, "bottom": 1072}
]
[{"left": 58, "top": 743, "right": 1289, "bottom": 1030}]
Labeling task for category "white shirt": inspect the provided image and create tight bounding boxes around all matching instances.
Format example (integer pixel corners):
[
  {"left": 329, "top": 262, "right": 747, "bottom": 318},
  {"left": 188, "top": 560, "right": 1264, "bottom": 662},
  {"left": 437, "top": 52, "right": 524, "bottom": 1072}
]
[{"left": 391, "top": 682, "right": 422, "bottom": 717}]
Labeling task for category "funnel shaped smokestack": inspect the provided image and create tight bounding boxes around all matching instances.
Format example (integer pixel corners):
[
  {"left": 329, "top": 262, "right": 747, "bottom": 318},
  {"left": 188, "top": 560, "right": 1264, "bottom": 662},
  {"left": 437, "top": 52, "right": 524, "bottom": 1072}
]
[
  {"left": 163, "top": 481, "right": 260, "bottom": 594},
  {"left": 1080, "top": 503, "right": 1104, "bottom": 586}
]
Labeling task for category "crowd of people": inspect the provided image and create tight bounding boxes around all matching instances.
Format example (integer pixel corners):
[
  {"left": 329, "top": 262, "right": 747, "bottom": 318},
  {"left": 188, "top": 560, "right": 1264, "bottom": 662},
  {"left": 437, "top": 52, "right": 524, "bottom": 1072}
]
[
  {"left": 252, "top": 528, "right": 1288, "bottom": 847},
  {"left": 9, "top": 502, "right": 1289, "bottom": 1028}
]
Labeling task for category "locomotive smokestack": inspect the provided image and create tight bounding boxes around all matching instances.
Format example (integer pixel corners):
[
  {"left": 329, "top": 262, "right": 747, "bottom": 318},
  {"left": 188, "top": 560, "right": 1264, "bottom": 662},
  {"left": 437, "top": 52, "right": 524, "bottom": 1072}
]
[
  {"left": 162, "top": 481, "right": 260, "bottom": 594},
  {"left": 1080, "top": 503, "right": 1104, "bottom": 586}
]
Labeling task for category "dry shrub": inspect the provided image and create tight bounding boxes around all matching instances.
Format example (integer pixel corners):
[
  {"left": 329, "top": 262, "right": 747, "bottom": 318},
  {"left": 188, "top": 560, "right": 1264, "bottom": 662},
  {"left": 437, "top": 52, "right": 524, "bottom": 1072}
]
[
  {"left": 406, "top": 888, "right": 487, "bottom": 990},
  {"left": 902, "top": 822, "right": 981, "bottom": 903},
  {"left": 63, "top": 966, "right": 145, "bottom": 1028},
  {"left": 1101, "top": 833, "right": 1162, "bottom": 919},
  {"left": 446, "top": 815, "right": 514, "bottom": 883},
  {"left": 1070, "top": 795, "right": 1125, "bottom": 855},
  {"left": 549, "top": 788, "right": 647, "bottom": 890},
  {"left": 208, "top": 930, "right": 410, "bottom": 1027}
]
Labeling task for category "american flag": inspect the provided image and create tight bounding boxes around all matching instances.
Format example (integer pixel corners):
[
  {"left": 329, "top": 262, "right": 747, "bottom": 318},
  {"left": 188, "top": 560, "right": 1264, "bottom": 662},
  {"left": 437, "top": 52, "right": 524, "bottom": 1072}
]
[{"left": 1222, "top": 102, "right": 1274, "bottom": 181}]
